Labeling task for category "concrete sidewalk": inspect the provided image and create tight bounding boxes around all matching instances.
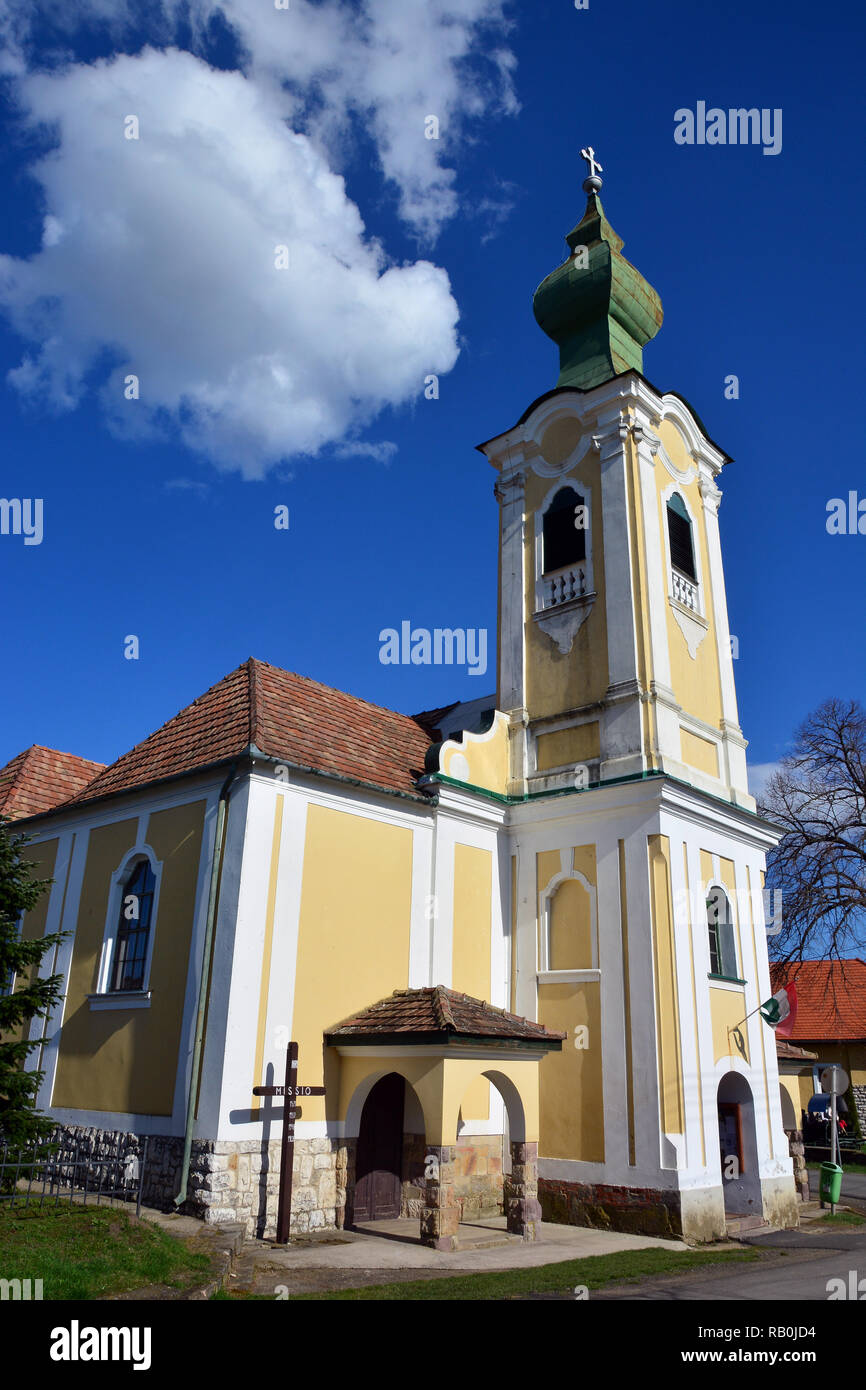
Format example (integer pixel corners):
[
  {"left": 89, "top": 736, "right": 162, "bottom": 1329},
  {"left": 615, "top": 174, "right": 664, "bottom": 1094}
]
[
  {"left": 227, "top": 1216, "right": 691, "bottom": 1296},
  {"left": 138, "top": 1207, "right": 693, "bottom": 1297}
]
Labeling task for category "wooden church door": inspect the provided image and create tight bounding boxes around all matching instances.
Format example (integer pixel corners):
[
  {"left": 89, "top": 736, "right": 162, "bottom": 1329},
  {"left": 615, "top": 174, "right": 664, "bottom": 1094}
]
[{"left": 353, "top": 1073, "right": 405, "bottom": 1222}]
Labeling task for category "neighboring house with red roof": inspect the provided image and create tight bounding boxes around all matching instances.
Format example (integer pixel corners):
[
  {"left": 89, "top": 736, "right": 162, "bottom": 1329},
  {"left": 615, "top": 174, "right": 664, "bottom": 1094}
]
[
  {"left": 3, "top": 177, "right": 802, "bottom": 1246},
  {"left": 771, "top": 960, "right": 866, "bottom": 1134}
]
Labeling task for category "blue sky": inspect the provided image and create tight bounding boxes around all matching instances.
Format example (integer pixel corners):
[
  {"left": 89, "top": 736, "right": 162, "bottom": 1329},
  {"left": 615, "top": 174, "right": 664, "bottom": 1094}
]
[{"left": 0, "top": 0, "right": 863, "bottom": 781}]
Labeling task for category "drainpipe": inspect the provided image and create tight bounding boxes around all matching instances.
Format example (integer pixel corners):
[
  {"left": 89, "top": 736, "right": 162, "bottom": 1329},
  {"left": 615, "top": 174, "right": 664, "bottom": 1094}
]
[{"left": 174, "top": 760, "right": 238, "bottom": 1208}]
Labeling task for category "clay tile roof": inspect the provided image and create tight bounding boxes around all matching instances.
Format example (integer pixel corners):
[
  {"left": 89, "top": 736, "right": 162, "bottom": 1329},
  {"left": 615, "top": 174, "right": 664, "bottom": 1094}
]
[
  {"left": 770, "top": 959, "right": 866, "bottom": 1042},
  {"left": 325, "top": 986, "right": 566, "bottom": 1046},
  {"left": 34, "top": 658, "right": 433, "bottom": 815},
  {"left": 0, "top": 746, "right": 105, "bottom": 821}
]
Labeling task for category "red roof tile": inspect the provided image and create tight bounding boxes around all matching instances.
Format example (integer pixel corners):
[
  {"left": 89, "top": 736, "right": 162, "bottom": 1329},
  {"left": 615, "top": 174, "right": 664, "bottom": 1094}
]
[
  {"left": 770, "top": 960, "right": 866, "bottom": 1042},
  {"left": 325, "top": 986, "right": 565, "bottom": 1045},
  {"left": 0, "top": 746, "right": 105, "bottom": 821},
  {"left": 36, "top": 658, "right": 433, "bottom": 814}
]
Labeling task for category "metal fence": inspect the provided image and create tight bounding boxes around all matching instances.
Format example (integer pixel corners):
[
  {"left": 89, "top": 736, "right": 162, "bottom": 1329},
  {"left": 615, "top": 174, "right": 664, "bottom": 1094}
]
[{"left": 0, "top": 1131, "right": 149, "bottom": 1216}]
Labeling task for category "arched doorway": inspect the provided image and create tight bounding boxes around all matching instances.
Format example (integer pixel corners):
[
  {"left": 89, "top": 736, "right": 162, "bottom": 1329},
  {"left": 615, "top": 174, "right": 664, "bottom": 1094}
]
[
  {"left": 717, "top": 1072, "right": 762, "bottom": 1217},
  {"left": 353, "top": 1073, "right": 405, "bottom": 1222}
]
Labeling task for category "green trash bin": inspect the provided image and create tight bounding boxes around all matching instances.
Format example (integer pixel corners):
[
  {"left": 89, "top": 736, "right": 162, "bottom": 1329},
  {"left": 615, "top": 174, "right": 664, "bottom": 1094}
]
[{"left": 820, "top": 1162, "right": 843, "bottom": 1205}]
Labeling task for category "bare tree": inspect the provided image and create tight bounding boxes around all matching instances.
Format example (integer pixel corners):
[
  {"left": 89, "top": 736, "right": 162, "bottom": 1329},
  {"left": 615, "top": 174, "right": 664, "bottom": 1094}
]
[{"left": 759, "top": 698, "right": 866, "bottom": 964}]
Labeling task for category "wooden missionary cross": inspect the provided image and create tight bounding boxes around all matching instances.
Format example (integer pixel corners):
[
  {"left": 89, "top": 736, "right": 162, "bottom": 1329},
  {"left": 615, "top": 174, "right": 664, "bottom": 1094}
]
[{"left": 253, "top": 1040, "right": 325, "bottom": 1243}]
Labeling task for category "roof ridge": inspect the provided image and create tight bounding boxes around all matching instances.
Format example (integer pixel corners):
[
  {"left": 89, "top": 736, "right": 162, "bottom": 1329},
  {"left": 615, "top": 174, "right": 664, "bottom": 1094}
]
[
  {"left": 247, "top": 657, "right": 260, "bottom": 749},
  {"left": 433, "top": 984, "right": 457, "bottom": 1031}
]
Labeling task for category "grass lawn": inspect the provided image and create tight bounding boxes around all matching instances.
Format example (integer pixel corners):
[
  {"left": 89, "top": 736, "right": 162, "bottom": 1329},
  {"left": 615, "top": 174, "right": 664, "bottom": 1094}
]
[
  {"left": 815, "top": 1210, "right": 865, "bottom": 1226},
  {"left": 214, "top": 1246, "right": 759, "bottom": 1302},
  {"left": 0, "top": 1201, "right": 213, "bottom": 1300}
]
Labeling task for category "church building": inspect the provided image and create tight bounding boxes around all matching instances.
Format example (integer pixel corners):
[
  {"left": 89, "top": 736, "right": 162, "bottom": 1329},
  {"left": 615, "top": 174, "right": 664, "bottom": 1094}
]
[{"left": 2, "top": 158, "right": 798, "bottom": 1246}]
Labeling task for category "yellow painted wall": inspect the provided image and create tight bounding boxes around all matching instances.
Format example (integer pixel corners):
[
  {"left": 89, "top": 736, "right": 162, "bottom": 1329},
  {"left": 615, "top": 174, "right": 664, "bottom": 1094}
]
[
  {"left": 523, "top": 455, "right": 610, "bottom": 721},
  {"left": 540, "top": 417, "right": 582, "bottom": 467},
  {"left": 655, "top": 420, "right": 724, "bottom": 736},
  {"left": 336, "top": 1053, "right": 541, "bottom": 1146},
  {"left": 538, "top": 981, "right": 603, "bottom": 1161},
  {"left": 680, "top": 728, "right": 719, "bottom": 779},
  {"left": 798, "top": 1042, "right": 866, "bottom": 1089},
  {"left": 710, "top": 986, "right": 750, "bottom": 1064},
  {"left": 778, "top": 1074, "right": 800, "bottom": 1129},
  {"left": 536, "top": 721, "right": 600, "bottom": 771},
  {"left": 294, "top": 805, "right": 413, "bottom": 1118},
  {"left": 442, "top": 714, "right": 509, "bottom": 793},
  {"left": 549, "top": 879, "right": 592, "bottom": 971},
  {"left": 53, "top": 802, "right": 206, "bottom": 1115},
  {"left": 452, "top": 844, "right": 492, "bottom": 1119},
  {"left": 648, "top": 835, "right": 684, "bottom": 1133},
  {"left": 6, "top": 839, "right": 58, "bottom": 1044}
]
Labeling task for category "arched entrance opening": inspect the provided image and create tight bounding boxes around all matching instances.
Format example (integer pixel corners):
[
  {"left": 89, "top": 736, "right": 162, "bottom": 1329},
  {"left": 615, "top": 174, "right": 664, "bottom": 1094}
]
[
  {"left": 353, "top": 1073, "right": 404, "bottom": 1222},
  {"left": 350, "top": 1071, "right": 427, "bottom": 1225},
  {"left": 717, "top": 1071, "right": 762, "bottom": 1217}
]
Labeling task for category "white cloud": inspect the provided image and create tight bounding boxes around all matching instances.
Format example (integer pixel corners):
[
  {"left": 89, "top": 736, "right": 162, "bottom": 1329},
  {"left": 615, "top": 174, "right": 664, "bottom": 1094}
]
[
  {"left": 332, "top": 440, "right": 398, "bottom": 463},
  {"left": 748, "top": 762, "right": 783, "bottom": 799},
  {"left": 0, "top": 47, "right": 461, "bottom": 476},
  {"left": 0, "top": 1, "right": 518, "bottom": 475}
]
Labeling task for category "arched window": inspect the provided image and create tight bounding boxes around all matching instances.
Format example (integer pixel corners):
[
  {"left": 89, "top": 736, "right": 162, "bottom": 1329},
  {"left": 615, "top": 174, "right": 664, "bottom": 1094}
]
[
  {"left": 109, "top": 858, "right": 156, "bottom": 993},
  {"left": 706, "top": 886, "right": 738, "bottom": 979},
  {"left": 543, "top": 486, "right": 586, "bottom": 575},
  {"left": 667, "top": 492, "right": 696, "bottom": 581}
]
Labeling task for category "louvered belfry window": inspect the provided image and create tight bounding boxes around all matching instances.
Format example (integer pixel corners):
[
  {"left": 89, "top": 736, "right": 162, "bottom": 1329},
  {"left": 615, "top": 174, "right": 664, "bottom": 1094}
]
[
  {"left": 543, "top": 486, "right": 586, "bottom": 575},
  {"left": 667, "top": 492, "right": 696, "bottom": 581}
]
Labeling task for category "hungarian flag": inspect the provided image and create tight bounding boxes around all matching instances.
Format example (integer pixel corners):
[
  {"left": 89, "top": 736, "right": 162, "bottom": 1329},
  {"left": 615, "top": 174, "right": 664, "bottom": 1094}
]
[{"left": 759, "top": 983, "right": 797, "bottom": 1037}]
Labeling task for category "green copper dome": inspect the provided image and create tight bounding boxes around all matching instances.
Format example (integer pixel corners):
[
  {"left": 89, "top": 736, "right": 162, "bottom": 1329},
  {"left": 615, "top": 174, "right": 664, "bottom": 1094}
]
[{"left": 532, "top": 190, "right": 663, "bottom": 390}]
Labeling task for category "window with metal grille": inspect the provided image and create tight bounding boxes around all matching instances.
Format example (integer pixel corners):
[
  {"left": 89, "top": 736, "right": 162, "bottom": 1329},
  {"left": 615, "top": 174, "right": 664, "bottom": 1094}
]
[
  {"left": 667, "top": 492, "right": 696, "bottom": 581},
  {"left": 109, "top": 859, "right": 156, "bottom": 993},
  {"left": 542, "top": 486, "right": 586, "bottom": 575}
]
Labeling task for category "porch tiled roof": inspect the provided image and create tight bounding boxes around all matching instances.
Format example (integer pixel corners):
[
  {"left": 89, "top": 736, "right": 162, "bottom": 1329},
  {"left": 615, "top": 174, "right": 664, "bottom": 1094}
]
[{"left": 326, "top": 986, "right": 565, "bottom": 1046}]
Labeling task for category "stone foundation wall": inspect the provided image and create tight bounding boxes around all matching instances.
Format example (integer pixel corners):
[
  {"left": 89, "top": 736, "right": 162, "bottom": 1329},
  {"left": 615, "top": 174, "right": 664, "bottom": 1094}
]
[
  {"left": 853, "top": 1085, "right": 866, "bottom": 1135},
  {"left": 48, "top": 1124, "right": 355, "bottom": 1240},
  {"left": 189, "top": 1137, "right": 356, "bottom": 1238},
  {"left": 785, "top": 1129, "right": 809, "bottom": 1201},
  {"left": 400, "top": 1132, "right": 503, "bottom": 1220},
  {"left": 539, "top": 1177, "right": 682, "bottom": 1237}
]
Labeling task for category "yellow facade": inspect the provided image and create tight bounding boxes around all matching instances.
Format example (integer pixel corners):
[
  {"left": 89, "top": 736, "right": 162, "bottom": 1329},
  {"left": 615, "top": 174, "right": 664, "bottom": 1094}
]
[
  {"left": 654, "top": 421, "right": 724, "bottom": 738},
  {"left": 53, "top": 802, "right": 205, "bottom": 1115},
  {"left": 523, "top": 458, "right": 609, "bottom": 721},
  {"left": 538, "top": 980, "right": 603, "bottom": 1160},
  {"left": 536, "top": 721, "right": 600, "bottom": 771},
  {"left": 291, "top": 805, "right": 413, "bottom": 1120},
  {"left": 648, "top": 834, "right": 684, "bottom": 1134},
  {"left": 452, "top": 843, "right": 493, "bottom": 1118},
  {"left": 7, "top": 838, "right": 58, "bottom": 1045}
]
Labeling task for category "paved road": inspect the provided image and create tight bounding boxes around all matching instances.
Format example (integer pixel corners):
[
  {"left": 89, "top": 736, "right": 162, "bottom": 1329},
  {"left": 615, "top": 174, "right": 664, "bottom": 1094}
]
[{"left": 592, "top": 1224, "right": 866, "bottom": 1301}]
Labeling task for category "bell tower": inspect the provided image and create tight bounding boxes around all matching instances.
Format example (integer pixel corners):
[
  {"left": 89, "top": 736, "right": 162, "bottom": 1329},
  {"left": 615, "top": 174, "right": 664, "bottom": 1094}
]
[{"left": 481, "top": 155, "right": 752, "bottom": 811}]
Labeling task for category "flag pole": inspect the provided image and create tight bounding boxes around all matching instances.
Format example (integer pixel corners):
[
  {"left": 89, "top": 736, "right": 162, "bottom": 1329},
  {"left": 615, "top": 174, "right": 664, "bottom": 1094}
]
[{"left": 730, "top": 1002, "right": 766, "bottom": 1032}]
